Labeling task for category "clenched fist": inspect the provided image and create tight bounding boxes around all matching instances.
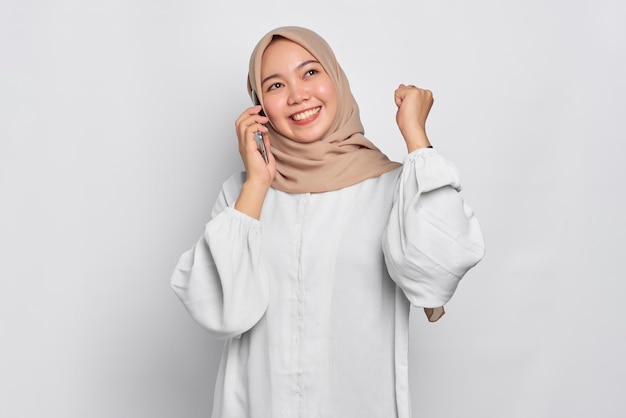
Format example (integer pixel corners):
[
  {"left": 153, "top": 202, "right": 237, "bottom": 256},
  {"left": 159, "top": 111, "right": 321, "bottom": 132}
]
[{"left": 394, "top": 84, "right": 433, "bottom": 152}]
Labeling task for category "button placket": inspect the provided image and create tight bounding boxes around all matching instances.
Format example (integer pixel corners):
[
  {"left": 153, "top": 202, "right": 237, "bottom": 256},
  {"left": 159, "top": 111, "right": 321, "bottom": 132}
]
[{"left": 293, "top": 195, "right": 309, "bottom": 411}]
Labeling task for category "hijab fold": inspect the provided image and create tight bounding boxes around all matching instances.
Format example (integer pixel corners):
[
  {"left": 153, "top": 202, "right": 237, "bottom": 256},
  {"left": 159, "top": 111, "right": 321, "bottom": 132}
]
[{"left": 247, "top": 26, "right": 400, "bottom": 194}]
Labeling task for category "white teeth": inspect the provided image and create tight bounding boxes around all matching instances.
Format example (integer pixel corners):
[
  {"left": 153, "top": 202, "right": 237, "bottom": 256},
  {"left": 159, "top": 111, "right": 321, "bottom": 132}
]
[{"left": 292, "top": 107, "right": 320, "bottom": 121}]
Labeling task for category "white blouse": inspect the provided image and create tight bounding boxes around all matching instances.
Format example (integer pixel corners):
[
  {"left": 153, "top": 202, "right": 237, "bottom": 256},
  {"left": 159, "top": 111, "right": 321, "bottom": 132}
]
[{"left": 171, "top": 148, "right": 485, "bottom": 418}]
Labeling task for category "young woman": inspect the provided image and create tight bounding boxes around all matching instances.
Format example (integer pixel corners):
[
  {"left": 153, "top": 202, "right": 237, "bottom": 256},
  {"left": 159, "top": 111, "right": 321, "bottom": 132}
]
[{"left": 171, "top": 26, "right": 484, "bottom": 418}]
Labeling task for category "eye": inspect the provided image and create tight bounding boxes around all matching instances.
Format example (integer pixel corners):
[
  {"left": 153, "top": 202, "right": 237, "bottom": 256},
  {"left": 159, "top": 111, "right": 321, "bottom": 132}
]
[
  {"left": 267, "top": 82, "right": 282, "bottom": 91},
  {"left": 305, "top": 69, "right": 318, "bottom": 77}
]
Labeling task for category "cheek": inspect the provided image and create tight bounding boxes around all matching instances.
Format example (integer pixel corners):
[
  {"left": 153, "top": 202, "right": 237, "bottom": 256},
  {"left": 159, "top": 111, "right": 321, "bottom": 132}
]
[
  {"left": 263, "top": 97, "right": 284, "bottom": 124},
  {"left": 318, "top": 80, "right": 337, "bottom": 107},
  {"left": 319, "top": 82, "right": 338, "bottom": 116}
]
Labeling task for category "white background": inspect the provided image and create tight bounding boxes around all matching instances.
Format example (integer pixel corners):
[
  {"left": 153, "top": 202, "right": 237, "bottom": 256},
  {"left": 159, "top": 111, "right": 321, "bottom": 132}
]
[{"left": 1, "top": 0, "right": 625, "bottom": 417}]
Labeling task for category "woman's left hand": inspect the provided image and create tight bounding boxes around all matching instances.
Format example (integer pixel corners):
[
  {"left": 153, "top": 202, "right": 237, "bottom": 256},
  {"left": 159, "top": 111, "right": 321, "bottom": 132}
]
[{"left": 394, "top": 84, "right": 433, "bottom": 152}]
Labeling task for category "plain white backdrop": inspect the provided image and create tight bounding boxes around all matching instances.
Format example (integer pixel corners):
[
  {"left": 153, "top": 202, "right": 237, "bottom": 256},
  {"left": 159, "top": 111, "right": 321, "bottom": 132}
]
[{"left": 1, "top": 0, "right": 625, "bottom": 417}]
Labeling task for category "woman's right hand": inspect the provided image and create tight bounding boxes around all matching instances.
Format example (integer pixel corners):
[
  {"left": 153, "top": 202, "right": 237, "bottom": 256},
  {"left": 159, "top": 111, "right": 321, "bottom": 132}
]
[
  {"left": 234, "top": 105, "right": 276, "bottom": 219},
  {"left": 235, "top": 105, "right": 276, "bottom": 187}
]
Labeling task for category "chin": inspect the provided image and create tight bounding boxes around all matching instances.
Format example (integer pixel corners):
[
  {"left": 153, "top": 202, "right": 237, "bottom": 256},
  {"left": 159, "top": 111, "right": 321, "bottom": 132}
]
[{"left": 293, "top": 135, "right": 325, "bottom": 144}]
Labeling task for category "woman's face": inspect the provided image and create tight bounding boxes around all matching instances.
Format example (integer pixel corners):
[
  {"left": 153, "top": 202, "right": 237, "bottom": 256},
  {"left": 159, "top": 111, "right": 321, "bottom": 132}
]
[{"left": 260, "top": 38, "right": 338, "bottom": 143}]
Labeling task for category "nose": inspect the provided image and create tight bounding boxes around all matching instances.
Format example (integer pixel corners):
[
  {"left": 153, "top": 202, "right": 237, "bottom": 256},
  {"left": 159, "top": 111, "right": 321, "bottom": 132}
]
[{"left": 287, "top": 81, "right": 309, "bottom": 105}]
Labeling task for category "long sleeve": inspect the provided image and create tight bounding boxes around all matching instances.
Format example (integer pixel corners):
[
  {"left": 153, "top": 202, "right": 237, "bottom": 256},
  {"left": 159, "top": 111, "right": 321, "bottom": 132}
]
[
  {"left": 382, "top": 148, "right": 485, "bottom": 309},
  {"left": 170, "top": 174, "right": 270, "bottom": 339}
]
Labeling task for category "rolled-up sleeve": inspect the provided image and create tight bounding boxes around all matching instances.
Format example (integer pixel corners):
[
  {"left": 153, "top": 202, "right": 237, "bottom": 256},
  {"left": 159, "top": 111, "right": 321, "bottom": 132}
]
[
  {"left": 382, "top": 148, "right": 485, "bottom": 308},
  {"left": 170, "top": 175, "right": 270, "bottom": 339}
]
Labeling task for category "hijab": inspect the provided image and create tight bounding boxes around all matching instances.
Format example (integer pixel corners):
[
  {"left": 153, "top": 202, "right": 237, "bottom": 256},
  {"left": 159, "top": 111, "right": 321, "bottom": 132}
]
[{"left": 247, "top": 26, "right": 401, "bottom": 194}]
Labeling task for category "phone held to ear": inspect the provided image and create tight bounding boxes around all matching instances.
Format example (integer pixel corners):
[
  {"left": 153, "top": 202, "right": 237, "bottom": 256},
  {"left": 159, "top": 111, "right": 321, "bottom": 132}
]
[{"left": 252, "top": 91, "right": 269, "bottom": 164}]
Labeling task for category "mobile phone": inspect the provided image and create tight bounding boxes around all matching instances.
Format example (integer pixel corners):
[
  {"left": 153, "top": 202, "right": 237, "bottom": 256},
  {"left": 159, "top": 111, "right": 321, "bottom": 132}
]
[{"left": 251, "top": 90, "right": 269, "bottom": 164}]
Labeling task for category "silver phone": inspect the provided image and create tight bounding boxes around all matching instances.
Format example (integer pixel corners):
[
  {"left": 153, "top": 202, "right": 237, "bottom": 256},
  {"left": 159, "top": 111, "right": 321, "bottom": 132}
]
[{"left": 251, "top": 91, "right": 269, "bottom": 164}]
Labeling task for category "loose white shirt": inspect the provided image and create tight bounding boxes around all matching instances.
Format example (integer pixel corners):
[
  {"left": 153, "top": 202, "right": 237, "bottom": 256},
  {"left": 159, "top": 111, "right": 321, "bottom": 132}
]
[{"left": 171, "top": 148, "right": 485, "bottom": 418}]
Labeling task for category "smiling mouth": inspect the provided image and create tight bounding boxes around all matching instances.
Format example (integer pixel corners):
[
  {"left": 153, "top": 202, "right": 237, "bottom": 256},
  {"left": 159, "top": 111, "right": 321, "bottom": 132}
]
[{"left": 291, "top": 107, "right": 321, "bottom": 121}]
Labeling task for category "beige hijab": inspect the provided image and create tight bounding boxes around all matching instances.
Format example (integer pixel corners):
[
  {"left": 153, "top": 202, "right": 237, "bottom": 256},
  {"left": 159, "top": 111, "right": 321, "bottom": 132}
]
[{"left": 247, "top": 26, "right": 401, "bottom": 194}]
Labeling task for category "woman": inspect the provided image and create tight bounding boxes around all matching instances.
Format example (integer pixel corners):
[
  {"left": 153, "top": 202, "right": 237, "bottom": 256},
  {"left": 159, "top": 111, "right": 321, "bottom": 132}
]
[{"left": 171, "top": 26, "right": 484, "bottom": 418}]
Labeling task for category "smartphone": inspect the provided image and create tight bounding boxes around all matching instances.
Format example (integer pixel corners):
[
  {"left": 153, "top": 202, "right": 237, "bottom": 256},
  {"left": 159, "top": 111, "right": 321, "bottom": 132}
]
[{"left": 251, "top": 91, "right": 269, "bottom": 164}]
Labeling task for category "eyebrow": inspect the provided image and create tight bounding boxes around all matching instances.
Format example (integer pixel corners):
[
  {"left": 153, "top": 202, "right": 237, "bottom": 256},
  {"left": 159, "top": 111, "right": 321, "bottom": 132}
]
[{"left": 261, "top": 59, "right": 320, "bottom": 86}]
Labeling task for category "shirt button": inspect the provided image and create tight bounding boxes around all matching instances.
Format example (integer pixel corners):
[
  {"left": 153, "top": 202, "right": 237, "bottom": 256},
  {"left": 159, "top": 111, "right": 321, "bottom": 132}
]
[{"left": 294, "top": 336, "right": 300, "bottom": 343}]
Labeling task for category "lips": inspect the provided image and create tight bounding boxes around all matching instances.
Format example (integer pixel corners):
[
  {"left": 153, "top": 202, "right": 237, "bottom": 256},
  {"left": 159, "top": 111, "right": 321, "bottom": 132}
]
[{"left": 290, "top": 106, "right": 321, "bottom": 122}]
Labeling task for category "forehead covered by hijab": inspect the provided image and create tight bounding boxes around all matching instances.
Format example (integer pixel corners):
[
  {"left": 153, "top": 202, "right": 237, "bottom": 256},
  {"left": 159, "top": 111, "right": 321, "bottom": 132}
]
[{"left": 247, "top": 26, "right": 352, "bottom": 120}]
